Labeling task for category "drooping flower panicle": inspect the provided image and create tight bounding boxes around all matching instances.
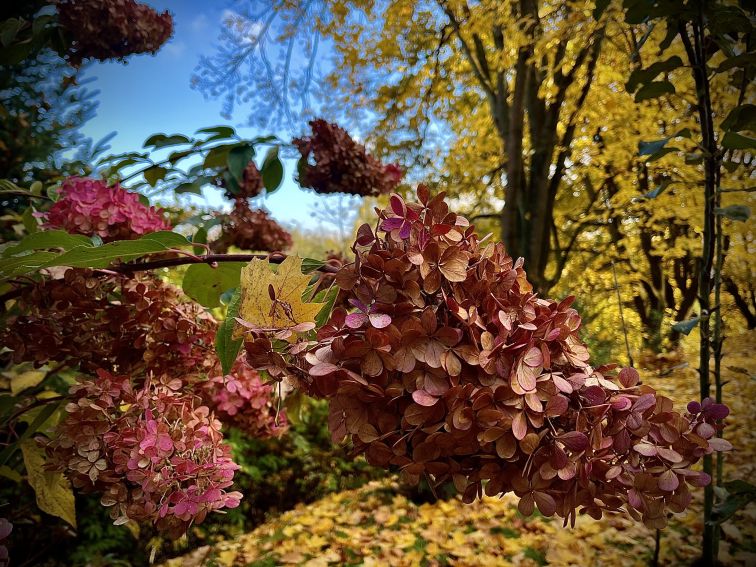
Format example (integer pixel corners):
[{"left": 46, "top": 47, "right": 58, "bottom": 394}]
[
  {"left": 242, "top": 186, "right": 732, "bottom": 529},
  {"left": 293, "top": 119, "right": 403, "bottom": 196}
]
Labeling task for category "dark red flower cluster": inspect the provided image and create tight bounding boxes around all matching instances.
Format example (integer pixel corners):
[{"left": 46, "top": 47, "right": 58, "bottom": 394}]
[
  {"left": 243, "top": 186, "right": 731, "bottom": 528},
  {"left": 48, "top": 370, "right": 241, "bottom": 539},
  {"left": 56, "top": 0, "right": 173, "bottom": 65},
  {"left": 211, "top": 199, "right": 292, "bottom": 253},
  {"left": 2, "top": 269, "right": 216, "bottom": 378},
  {"left": 41, "top": 177, "right": 170, "bottom": 241},
  {"left": 293, "top": 119, "right": 403, "bottom": 196},
  {"left": 201, "top": 360, "right": 288, "bottom": 438}
]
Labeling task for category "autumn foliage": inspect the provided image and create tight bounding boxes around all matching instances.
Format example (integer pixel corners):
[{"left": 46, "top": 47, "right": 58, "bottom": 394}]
[{"left": 243, "top": 186, "right": 731, "bottom": 529}]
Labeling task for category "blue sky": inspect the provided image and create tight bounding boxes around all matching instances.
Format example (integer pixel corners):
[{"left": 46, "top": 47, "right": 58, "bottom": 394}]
[{"left": 79, "top": 0, "right": 335, "bottom": 231}]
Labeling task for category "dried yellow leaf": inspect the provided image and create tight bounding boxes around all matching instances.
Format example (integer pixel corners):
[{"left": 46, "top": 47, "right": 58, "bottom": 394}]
[
  {"left": 236, "top": 255, "right": 324, "bottom": 335},
  {"left": 21, "top": 439, "right": 76, "bottom": 528}
]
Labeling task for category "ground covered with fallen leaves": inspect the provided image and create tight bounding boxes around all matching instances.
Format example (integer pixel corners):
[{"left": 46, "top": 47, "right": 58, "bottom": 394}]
[{"left": 165, "top": 332, "right": 755, "bottom": 567}]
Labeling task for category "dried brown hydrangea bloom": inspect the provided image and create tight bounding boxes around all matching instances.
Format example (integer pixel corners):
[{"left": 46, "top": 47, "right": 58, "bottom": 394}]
[
  {"left": 211, "top": 199, "right": 293, "bottom": 253},
  {"left": 293, "top": 119, "right": 402, "bottom": 196},
  {"left": 243, "top": 186, "right": 731, "bottom": 529},
  {"left": 57, "top": 0, "right": 173, "bottom": 65},
  {"left": 2, "top": 269, "right": 216, "bottom": 378}
]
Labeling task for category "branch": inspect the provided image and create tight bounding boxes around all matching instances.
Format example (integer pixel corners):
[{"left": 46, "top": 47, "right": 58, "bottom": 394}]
[{"left": 112, "top": 253, "right": 340, "bottom": 274}]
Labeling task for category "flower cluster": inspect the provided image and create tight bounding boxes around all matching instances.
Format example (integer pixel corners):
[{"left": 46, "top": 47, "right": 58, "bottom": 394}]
[
  {"left": 293, "top": 119, "right": 403, "bottom": 196},
  {"left": 211, "top": 199, "right": 292, "bottom": 253},
  {"left": 243, "top": 187, "right": 731, "bottom": 528},
  {"left": 2, "top": 269, "right": 216, "bottom": 378},
  {"left": 57, "top": 0, "right": 173, "bottom": 65},
  {"left": 201, "top": 360, "right": 288, "bottom": 438},
  {"left": 42, "top": 177, "right": 170, "bottom": 241},
  {"left": 48, "top": 370, "right": 241, "bottom": 538}
]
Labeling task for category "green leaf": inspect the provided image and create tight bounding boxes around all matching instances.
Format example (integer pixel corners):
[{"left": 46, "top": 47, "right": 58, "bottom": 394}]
[
  {"left": 713, "top": 480, "right": 756, "bottom": 525},
  {"left": 227, "top": 144, "right": 255, "bottom": 184},
  {"left": 191, "top": 227, "right": 208, "bottom": 255},
  {"left": 168, "top": 149, "right": 194, "bottom": 165},
  {"left": 0, "top": 251, "right": 57, "bottom": 280},
  {"left": 315, "top": 285, "right": 339, "bottom": 328},
  {"left": 722, "top": 132, "right": 756, "bottom": 150},
  {"left": 203, "top": 144, "right": 234, "bottom": 169},
  {"left": 37, "top": 231, "right": 189, "bottom": 271},
  {"left": 626, "top": 56, "right": 683, "bottom": 93},
  {"left": 196, "top": 125, "right": 236, "bottom": 141},
  {"left": 721, "top": 104, "right": 756, "bottom": 132},
  {"left": 634, "top": 80, "right": 675, "bottom": 102},
  {"left": 143, "top": 166, "right": 169, "bottom": 187},
  {"left": 215, "top": 288, "right": 243, "bottom": 375},
  {"left": 672, "top": 316, "right": 700, "bottom": 336},
  {"left": 21, "top": 206, "right": 39, "bottom": 233},
  {"left": 174, "top": 181, "right": 203, "bottom": 195},
  {"left": 645, "top": 177, "right": 673, "bottom": 199},
  {"left": 182, "top": 262, "right": 245, "bottom": 308},
  {"left": 639, "top": 138, "right": 671, "bottom": 156},
  {"left": 715, "top": 205, "right": 751, "bottom": 222},
  {"left": 143, "top": 133, "right": 192, "bottom": 149},
  {"left": 2, "top": 230, "right": 92, "bottom": 258},
  {"left": 646, "top": 147, "right": 679, "bottom": 162},
  {"left": 715, "top": 52, "right": 756, "bottom": 73},
  {"left": 261, "top": 147, "right": 284, "bottom": 193},
  {"left": 301, "top": 258, "right": 325, "bottom": 274}
]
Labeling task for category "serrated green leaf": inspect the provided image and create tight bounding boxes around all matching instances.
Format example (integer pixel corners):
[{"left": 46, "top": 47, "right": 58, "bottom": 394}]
[
  {"left": 182, "top": 262, "right": 244, "bottom": 308},
  {"left": 215, "top": 288, "right": 243, "bottom": 375}
]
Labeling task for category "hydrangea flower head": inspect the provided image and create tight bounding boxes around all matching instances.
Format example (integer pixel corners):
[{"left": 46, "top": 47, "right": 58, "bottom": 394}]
[{"left": 42, "top": 177, "right": 170, "bottom": 241}]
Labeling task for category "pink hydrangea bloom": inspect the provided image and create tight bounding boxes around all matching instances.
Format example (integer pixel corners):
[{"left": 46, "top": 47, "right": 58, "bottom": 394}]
[
  {"left": 49, "top": 370, "right": 242, "bottom": 539},
  {"left": 202, "top": 360, "right": 288, "bottom": 438},
  {"left": 42, "top": 177, "right": 170, "bottom": 241}
]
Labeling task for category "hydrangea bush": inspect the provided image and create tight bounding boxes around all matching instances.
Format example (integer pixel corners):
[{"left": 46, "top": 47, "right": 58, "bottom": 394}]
[{"left": 0, "top": 124, "right": 733, "bottom": 554}]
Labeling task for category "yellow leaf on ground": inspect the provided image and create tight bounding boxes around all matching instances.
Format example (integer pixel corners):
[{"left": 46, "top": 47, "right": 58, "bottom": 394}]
[
  {"left": 236, "top": 255, "right": 324, "bottom": 333},
  {"left": 20, "top": 439, "right": 76, "bottom": 528}
]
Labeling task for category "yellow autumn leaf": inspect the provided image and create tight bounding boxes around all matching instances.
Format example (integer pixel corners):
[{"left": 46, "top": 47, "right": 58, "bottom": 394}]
[
  {"left": 7, "top": 369, "right": 45, "bottom": 395},
  {"left": 236, "top": 255, "right": 324, "bottom": 335},
  {"left": 20, "top": 439, "right": 77, "bottom": 528}
]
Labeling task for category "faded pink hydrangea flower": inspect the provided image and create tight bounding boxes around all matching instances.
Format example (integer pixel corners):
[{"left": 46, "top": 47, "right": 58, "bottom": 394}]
[
  {"left": 202, "top": 360, "right": 288, "bottom": 438},
  {"left": 48, "top": 370, "right": 242, "bottom": 539},
  {"left": 42, "top": 177, "right": 170, "bottom": 241}
]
